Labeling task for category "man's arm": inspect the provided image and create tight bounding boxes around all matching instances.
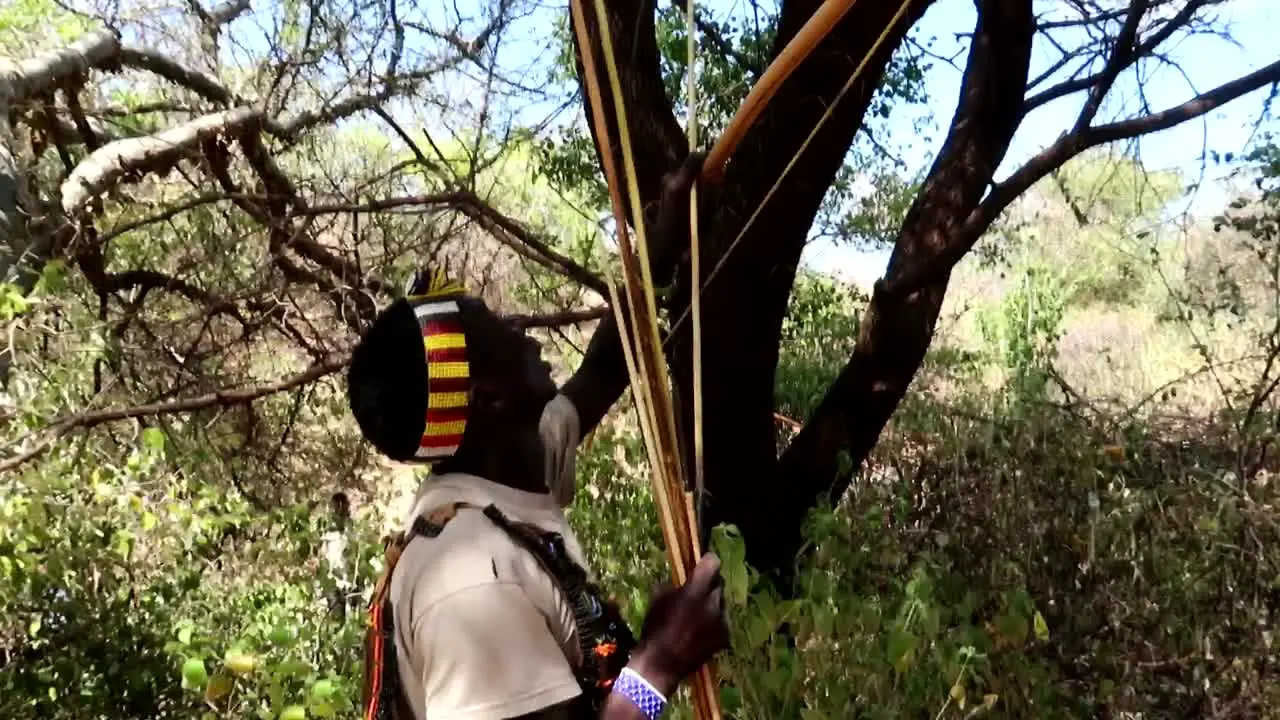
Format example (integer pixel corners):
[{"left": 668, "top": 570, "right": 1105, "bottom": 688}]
[
  {"left": 511, "top": 648, "right": 679, "bottom": 720},
  {"left": 512, "top": 693, "right": 659, "bottom": 720},
  {"left": 512, "top": 553, "right": 727, "bottom": 720},
  {"left": 558, "top": 310, "right": 632, "bottom": 438},
  {"left": 558, "top": 153, "right": 704, "bottom": 438}
]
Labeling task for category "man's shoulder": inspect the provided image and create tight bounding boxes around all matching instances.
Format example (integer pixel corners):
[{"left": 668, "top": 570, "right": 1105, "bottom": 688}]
[{"left": 391, "top": 508, "right": 519, "bottom": 606}]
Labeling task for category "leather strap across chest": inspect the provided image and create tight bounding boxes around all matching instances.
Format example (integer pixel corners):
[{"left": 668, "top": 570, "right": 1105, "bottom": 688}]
[{"left": 362, "top": 503, "right": 636, "bottom": 720}]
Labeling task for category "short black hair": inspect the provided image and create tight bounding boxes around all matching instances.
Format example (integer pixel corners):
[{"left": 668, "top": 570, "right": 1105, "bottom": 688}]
[{"left": 346, "top": 298, "right": 428, "bottom": 461}]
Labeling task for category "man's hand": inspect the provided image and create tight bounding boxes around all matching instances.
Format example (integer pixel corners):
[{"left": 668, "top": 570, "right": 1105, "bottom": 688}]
[{"left": 627, "top": 552, "right": 730, "bottom": 697}]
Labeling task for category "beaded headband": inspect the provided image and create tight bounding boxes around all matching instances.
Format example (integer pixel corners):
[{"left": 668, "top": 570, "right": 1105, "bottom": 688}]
[{"left": 405, "top": 269, "right": 470, "bottom": 461}]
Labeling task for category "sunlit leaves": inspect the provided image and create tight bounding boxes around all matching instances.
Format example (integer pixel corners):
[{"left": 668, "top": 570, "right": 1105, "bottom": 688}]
[
  {"left": 532, "top": 2, "right": 932, "bottom": 238},
  {"left": 773, "top": 271, "right": 866, "bottom": 427},
  {"left": 181, "top": 657, "right": 209, "bottom": 690},
  {"left": 0, "top": 0, "right": 94, "bottom": 54}
]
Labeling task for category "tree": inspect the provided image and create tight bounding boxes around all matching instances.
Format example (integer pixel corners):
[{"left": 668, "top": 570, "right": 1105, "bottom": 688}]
[
  {"left": 556, "top": 0, "right": 1280, "bottom": 580},
  {"left": 3, "top": 0, "right": 1279, "bottom": 587}
]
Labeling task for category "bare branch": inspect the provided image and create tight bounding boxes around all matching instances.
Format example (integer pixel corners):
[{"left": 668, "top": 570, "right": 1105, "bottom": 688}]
[
  {"left": 1073, "top": 0, "right": 1148, "bottom": 131},
  {"left": 2, "top": 30, "right": 119, "bottom": 267},
  {"left": 97, "top": 192, "right": 227, "bottom": 242},
  {"left": 1037, "top": 6, "right": 1128, "bottom": 30},
  {"left": 884, "top": 56, "right": 1280, "bottom": 297},
  {"left": 237, "top": 131, "right": 393, "bottom": 300},
  {"left": 450, "top": 190, "right": 608, "bottom": 296},
  {"left": 4, "top": 30, "right": 120, "bottom": 102},
  {"left": 1086, "top": 58, "right": 1280, "bottom": 145},
  {"left": 506, "top": 306, "right": 607, "bottom": 328},
  {"left": 118, "top": 48, "right": 235, "bottom": 105},
  {"left": 61, "top": 107, "right": 260, "bottom": 215},
  {"left": 1024, "top": 0, "right": 1212, "bottom": 114},
  {"left": 206, "top": 0, "right": 251, "bottom": 27},
  {"left": 0, "top": 354, "right": 349, "bottom": 474}
]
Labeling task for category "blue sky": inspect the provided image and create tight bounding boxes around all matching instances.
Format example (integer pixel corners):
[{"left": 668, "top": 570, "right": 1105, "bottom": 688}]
[
  {"left": 801, "top": 0, "right": 1279, "bottom": 285},
  {"left": 356, "top": 0, "right": 1278, "bottom": 287}
]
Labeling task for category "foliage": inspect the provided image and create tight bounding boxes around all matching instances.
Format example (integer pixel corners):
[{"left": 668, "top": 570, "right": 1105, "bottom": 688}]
[
  {"left": 774, "top": 272, "right": 866, "bottom": 425},
  {"left": 532, "top": 3, "right": 931, "bottom": 250},
  {"left": 0, "top": 0, "right": 93, "bottom": 54},
  {"left": 3, "top": 0, "right": 1280, "bottom": 717},
  {"left": 976, "top": 266, "right": 1068, "bottom": 410},
  {"left": 0, "top": 430, "right": 383, "bottom": 720}
]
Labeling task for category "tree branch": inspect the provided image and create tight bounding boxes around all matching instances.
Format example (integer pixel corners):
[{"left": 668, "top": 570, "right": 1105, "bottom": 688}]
[
  {"left": 205, "top": 0, "right": 251, "bottom": 27},
  {"left": 61, "top": 107, "right": 260, "bottom": 215},
  {"left": 2, "top": 30, "right": 120, "bottom": 286},
  {"left": 118, "top": 48, "right": 235, "bottom": 105},
  {"left": 450, "top": 190, "right": 608, "bottom": 296},
  {"left": 569, "top": 0, "right": 686, "bottom": 234},
  {"left": 1073, "top": 0, "right": 1148, "bottom": 132},
  {"left": 771, "top": 0, "right": 1036, "bottom": 577},
  {"left": 505, "top": 306, "right": 607, "bottom": 328},
  {"left": 0, "top": 355, "right": 349, "bottom": 474},
  {"left": 671, "top": 5, "right": 762, "bottom": 77},
  {"left": 1024, "top": 0, "right": 1212, "bottom": 115},
  {"left": 236, "top": 130, "right": 393, "bottom": 305},
  {"left": 887, "top": 55, "right": 1280, "bottom": 296},
  {"left": 4, "top": 30, "right": 120, "bottom": 102}
]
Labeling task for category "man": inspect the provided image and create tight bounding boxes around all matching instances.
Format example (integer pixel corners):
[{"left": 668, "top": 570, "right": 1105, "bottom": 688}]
[{"left": 347, "top": 156, "right": 727, "bottom": 720}]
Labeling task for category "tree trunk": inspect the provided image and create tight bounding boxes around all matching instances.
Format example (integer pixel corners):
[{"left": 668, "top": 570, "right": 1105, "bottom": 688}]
[
  {"left": 675, "top": 0, "right": 939, "bottom": 579},
  {"left": 570, "top": 0, "right": 935, "bottom": 577},
  {"left": 573, "top": 0, "right": 1280, "bottom": 585},
  {"left": 769, "top": 0, "right": 1036, "bottom": 579}
]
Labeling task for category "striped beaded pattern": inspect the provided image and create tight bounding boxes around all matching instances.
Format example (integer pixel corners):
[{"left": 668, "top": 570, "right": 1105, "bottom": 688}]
[{"left": 411, "top": 299, "right": 469, "bottom": 460}]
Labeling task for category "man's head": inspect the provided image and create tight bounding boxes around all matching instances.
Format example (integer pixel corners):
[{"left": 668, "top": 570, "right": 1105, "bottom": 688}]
[{"left": 346, "top": 273, "right": 556, "bottom": 463}]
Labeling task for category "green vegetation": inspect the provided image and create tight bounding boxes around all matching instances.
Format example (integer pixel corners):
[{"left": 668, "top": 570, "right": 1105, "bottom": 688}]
[{"left": 3, "top": 0, "right": 1279, "bottom": 718}]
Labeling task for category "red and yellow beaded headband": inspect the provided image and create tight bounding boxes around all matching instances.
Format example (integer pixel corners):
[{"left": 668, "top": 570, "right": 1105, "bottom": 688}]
[{"left": 405, "top": 269, "right": 469, "bottom": 461}]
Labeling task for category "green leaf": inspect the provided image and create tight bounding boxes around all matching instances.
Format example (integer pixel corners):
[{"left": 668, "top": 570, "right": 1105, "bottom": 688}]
[
  {"left": 719, "top": 687, "right": 742, "bottom": 714},
  {"left": 181, "top": 657, "right": 209, "bottom": 690},
  {"left": 36, "top": 260, "right": 66, "bottom": 294},
  {"left": 270, "top": 625, "right": 298, "bottom": 646},
  {"left": 745, "top": 612, "right": 772, "bottom": 648},
  {"left": 0, "top": 283, "right": 31, "bottom": 319},
  {"left": 711, "top": 525, "right": 750, "bottom": 607},
  {"left": 813, "top": 604, "right": 834, "bottom": 637},
  {"left": 276, "top": 658, "right": 313, "bottom": 677},
  {"left": 887, "top": 629, "right": 918, "bottom": 672},
  {"left": 141, "top": 427, "right": 167, "bottom": 452},
  {"left": 1033, "top": 610, "right": 1050, "bottom": 642},
  {"left": 309, "top": 679, "right": 336, "bottom": 699}
]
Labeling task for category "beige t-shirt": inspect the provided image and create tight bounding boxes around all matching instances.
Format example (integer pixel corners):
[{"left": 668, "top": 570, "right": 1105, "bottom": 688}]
[{"left": 390, "top": 394, "right": 586, "bottom": 720}]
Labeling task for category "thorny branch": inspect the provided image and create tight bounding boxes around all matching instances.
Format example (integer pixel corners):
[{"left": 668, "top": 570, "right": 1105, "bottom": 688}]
[
  {"left": 0, "top": 10, "right": 619, "bottom": 473},
  {"left": 0, "top": 354, "right": 352, "bottom": 474}
]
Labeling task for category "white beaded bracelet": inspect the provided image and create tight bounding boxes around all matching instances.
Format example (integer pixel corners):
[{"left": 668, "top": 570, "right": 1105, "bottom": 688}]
[{"left": 613, "top": 667, "right": 667, "bottom": 719}]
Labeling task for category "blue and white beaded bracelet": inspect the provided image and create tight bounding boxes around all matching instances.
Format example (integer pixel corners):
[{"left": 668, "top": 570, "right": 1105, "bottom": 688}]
[{"left": 612, "top": 667, "right": 667, "bottom": 720}]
